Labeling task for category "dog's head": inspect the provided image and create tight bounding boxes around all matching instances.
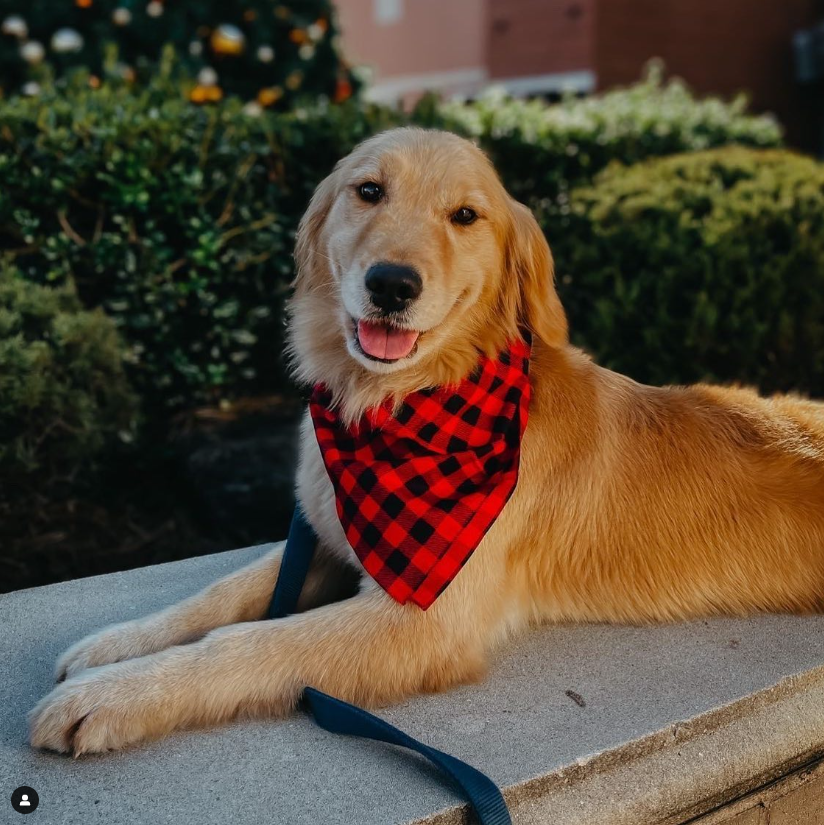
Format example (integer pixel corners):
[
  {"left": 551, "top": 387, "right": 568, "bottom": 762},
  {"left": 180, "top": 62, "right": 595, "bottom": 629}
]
[{"left": 287, "top": 128, "right": 567, "bottom": 419}]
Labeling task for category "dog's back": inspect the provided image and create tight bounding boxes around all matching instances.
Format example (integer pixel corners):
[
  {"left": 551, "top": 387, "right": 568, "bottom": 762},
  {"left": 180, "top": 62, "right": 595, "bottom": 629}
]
[{"left": 511, "top": 341, "right": 824, "bottom": 624}]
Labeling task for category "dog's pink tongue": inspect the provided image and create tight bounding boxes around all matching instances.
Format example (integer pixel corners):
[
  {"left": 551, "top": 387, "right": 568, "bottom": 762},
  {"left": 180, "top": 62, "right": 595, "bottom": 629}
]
[{"left": 357, "top": 320, "right": 419, "bottom": 360}]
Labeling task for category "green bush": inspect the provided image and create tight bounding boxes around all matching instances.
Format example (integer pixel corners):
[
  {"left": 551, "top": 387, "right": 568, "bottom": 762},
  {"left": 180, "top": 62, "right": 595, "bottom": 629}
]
[
  {"left": 0, "top": 68, "right": 781, "bottom": 414},
  {"left": 435, "top": 65, "right": 783, "bottom": 219},
  {"left": 554, "top": 148, "right": 824, "bottom": 396},
  {"left": 0, "top": 70, "right": 401, "bottom": 412},
  {"left": 0, "top": 266, "right": 137, "bottom": 487}
]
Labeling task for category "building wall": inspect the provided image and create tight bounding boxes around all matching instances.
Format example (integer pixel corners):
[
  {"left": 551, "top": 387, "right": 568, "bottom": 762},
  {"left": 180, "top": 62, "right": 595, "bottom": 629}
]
[
  {"left": 487, "top": 0, "right": 595, "bottom": 79},
  {"left": 594, "top": 0, "right": 820, "bottom": 150},
  {"left": 335, "top": 0, "right": 488, "bottom": 101},
  {"left": 334, "top": 0, "right": 817, "bottom": 149}
]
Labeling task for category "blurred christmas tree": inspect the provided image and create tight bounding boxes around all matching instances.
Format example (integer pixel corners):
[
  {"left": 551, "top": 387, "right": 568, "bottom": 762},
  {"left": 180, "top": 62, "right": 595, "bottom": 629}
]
[{"left": 0, "top": 0, "right": 357, "bottom": 106}]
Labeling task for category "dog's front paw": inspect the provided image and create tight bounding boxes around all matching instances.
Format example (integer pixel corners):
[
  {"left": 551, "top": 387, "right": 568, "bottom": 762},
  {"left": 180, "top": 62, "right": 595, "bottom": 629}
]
[
  {"left": 55, "top": 622, "right": 152, "bottom": 683},
  {"left": 30, "top": 664, "right": 163, "bottom": 755}
]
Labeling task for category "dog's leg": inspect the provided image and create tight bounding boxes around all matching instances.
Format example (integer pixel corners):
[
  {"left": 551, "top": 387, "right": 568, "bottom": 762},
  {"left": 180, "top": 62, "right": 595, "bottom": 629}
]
[
  {"left": 55, "top": 545, "right": 358, "bottom": 682},
  {"left": 31, "top": 577, "right": 502, "bottom": 755}
]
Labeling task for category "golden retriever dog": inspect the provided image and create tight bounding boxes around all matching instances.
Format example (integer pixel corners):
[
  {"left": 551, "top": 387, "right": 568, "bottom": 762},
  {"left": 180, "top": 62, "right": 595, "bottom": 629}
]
[{"left": 29, "top": 128, "right": 824, "bottom": 756}]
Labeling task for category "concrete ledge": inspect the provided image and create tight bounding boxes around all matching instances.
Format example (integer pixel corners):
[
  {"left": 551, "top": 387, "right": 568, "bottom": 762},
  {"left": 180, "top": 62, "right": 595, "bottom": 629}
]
[{"left": 3, "top": 546, "right": 824, "bottom": 824}]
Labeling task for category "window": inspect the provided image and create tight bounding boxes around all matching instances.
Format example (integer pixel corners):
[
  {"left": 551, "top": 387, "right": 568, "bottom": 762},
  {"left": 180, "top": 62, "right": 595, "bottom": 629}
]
[{"left": 374, "top": 0, "right": 403, "bottom": 25}]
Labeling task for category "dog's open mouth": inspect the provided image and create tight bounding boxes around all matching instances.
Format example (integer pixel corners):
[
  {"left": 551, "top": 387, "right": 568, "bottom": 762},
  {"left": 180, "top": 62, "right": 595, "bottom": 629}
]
[{"left": 354, "top": 318, "right": 420, "bottom": 362}]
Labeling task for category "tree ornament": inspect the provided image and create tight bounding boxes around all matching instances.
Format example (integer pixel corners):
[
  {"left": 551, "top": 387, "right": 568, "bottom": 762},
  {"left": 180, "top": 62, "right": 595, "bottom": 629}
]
[
  {"left": 257, "top": 86, "right": 283, "bottom": 106},
  {"left": 210, "top": 24, "right": 245, "bottom": 56},
  {"left": 190, "top": 84, "right": 223, "bottom": 104},
  {"left": 284, "top": 70, "right": 302, "bottom": 90},
  {"left": 51, "top": 28, "right": 85, "bottom": 53},
  {"left": 112, "top": 8, "right": 132, "bottom": 26},
  {"left": 0, "top": 0, "right": 358, "bottom": 104},
  {"left": 20, "top": 40, "right": 45, "bottom": 65},
  {"left": 197, "top": 66, "right": 219, "bottom": 87},
  {"left": 21, "top": 80, "right": 40, "bottom": 96},
  {"left": 2, "top": 15, "right": 28, "bottom": 39},
  {"left": 114, "top": 62, "right": 136, "bottom": 81},
  {"left": 243, "top": 101, "right": 263, "bottom": 116},
  {"left": 334, "top": 76, "right": 353, "bottom": 103},
  {"left": 307, "top": 21, "right": 326, "bottom": 41},
  {"left": 256, "top": 45, "right": 274, "bottom": 63}
]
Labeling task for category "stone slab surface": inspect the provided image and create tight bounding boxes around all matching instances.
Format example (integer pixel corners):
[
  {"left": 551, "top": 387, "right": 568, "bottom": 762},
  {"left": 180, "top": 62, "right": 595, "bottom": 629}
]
[{"left": 3, "top": 546, "right": 824, "bottom": 824}]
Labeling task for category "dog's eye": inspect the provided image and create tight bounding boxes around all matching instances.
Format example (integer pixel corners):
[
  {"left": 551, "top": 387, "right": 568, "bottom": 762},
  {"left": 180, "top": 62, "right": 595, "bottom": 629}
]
[
  {"left": 452, "top": 207, "right": 477, "bottom": 225},
  {"left": 358, "top": 182, "right": 384, "bottom": 203}
]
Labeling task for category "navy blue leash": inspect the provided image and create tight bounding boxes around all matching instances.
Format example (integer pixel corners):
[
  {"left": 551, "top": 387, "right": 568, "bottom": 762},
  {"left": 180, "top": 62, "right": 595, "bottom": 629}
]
[{"left": 267, "top": 507, "right": 512, "bottom": 825}]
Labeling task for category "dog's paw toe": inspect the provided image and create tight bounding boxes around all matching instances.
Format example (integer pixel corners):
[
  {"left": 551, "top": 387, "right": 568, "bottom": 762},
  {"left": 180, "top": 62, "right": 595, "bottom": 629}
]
[
  {"left": 55, "top": 625, "right": 141, "bottom": 683},
  {"left": 29, "top": 671, "right": 149, "bottom": 755}
]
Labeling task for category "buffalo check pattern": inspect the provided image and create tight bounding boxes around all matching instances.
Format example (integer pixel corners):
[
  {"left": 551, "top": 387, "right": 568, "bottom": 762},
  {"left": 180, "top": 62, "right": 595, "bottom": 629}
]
[{"left": 309, "top": 336, "right": 532, "bottom": 609}]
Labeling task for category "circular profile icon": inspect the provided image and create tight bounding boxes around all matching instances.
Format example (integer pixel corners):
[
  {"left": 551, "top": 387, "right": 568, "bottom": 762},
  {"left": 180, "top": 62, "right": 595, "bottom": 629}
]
[{"left": 11, "top": 786, "right": 39, "bottom": 814}]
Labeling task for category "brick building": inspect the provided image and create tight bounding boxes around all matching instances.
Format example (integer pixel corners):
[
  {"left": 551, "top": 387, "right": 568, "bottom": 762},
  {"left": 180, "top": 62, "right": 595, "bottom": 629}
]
[{"left": 335, "top": 0, "right": 820, "bottom": 150}]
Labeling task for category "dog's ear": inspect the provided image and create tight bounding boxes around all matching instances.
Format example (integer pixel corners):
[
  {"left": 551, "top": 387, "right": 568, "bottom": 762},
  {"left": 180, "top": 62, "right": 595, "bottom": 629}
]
[
  {"left": 293, "top": 169, "right": 338, "bottom": 294},
  {"left": 505, "top": 201, "right": 568, "bottom": 348}
]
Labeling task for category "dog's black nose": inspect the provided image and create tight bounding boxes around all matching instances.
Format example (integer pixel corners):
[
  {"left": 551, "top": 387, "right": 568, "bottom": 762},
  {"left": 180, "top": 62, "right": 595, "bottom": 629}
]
[{"left": 365, "top": 263, "right": 422, "bottom": 313}]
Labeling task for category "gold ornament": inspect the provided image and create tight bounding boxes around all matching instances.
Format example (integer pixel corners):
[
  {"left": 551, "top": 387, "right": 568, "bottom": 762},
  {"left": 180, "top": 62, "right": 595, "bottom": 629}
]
[
  {"left": 20, "top": 40, "right": 45, "bottom": 65},
  {"left": 243, "top": 101, "right": 263, "bottom": 117},
  {"left": 190, "top": 85, "right": 223, "bottom": 104},
  {"left": 76, "top": 0, "right": 93, "bottom": 9},
  {"left": 146, "top": 1, "right": 163, "bottom": 18},
  {"left": 257, "top": 86, "right": 283, "bottom": 107},
  {"left": 298, "top": 44, "right": 315, "bottom": 61},
  {"left": 112, "top": 8, "right": 132, "bottom": 26},
  {"left": 210, "top": 24, "right": 245, "bottom": 56},
  {"left": 113, "top": 62, "right": 135, "bottom": 81},
  {"left": 285, "top": 70, "right": 303, "bottom": 91},
  {"left": 2, "top": 16, "right": 28, "bottom": 38},
  {"left": 289, "top": 29, "right": 307, "bottom": 45}
]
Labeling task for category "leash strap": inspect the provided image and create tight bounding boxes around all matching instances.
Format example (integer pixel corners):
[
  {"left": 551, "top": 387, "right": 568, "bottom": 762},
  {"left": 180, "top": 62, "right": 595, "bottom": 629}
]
[{"left": 267, "top": 507, "right": 512, "bottom": 825}]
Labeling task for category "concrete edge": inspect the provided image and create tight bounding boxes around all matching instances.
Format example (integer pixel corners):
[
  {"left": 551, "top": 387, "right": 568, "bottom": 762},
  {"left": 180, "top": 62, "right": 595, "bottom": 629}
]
[
  {"left": 692, "top": 756, "right": 824, "bottom": 825},
  {"left": 411, "top": 665, "right": 824, "bottom": 825},
  {"left": 2, "top": 543, "right": 282, "bottom": 599}
]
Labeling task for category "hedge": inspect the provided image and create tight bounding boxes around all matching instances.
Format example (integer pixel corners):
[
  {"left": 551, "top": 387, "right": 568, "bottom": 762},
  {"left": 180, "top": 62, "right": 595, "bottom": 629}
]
[
  {"left": 0, "top": 265, "right": 137, "bottom": 488},
  {"left": 0, "top": 67, "right": 782, "bottom": 415},
  {"left": 0, "top": 69, "right": 401, "bottom": 413},
  {"left": 555, "top": 148, "right": 824, "bottom": 396},
  {"left": 434, "top": 65, "right": 783, "bottom": 220}
]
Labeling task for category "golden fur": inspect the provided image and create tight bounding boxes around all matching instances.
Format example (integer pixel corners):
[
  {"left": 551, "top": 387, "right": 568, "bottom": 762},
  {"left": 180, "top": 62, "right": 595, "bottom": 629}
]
[{"left": 29, "top": 128, "right": 824, "bottom": 755}]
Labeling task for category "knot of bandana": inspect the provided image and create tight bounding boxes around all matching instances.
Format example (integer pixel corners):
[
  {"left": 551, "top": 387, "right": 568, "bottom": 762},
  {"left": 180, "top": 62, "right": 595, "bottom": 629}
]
[{"left": 310, "top": 337, "right": 531, "bottom": 609}]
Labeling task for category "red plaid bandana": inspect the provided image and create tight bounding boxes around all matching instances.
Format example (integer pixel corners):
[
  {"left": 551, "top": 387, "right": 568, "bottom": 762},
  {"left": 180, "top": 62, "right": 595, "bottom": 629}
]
[{"left": 309, "top": 337, "right": 531, "bottom": 609}]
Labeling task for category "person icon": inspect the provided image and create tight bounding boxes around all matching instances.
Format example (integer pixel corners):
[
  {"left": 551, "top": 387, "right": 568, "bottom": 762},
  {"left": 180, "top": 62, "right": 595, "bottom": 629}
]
[{"left": 11, "top": 786, "right": 39, "bottom": 814}]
